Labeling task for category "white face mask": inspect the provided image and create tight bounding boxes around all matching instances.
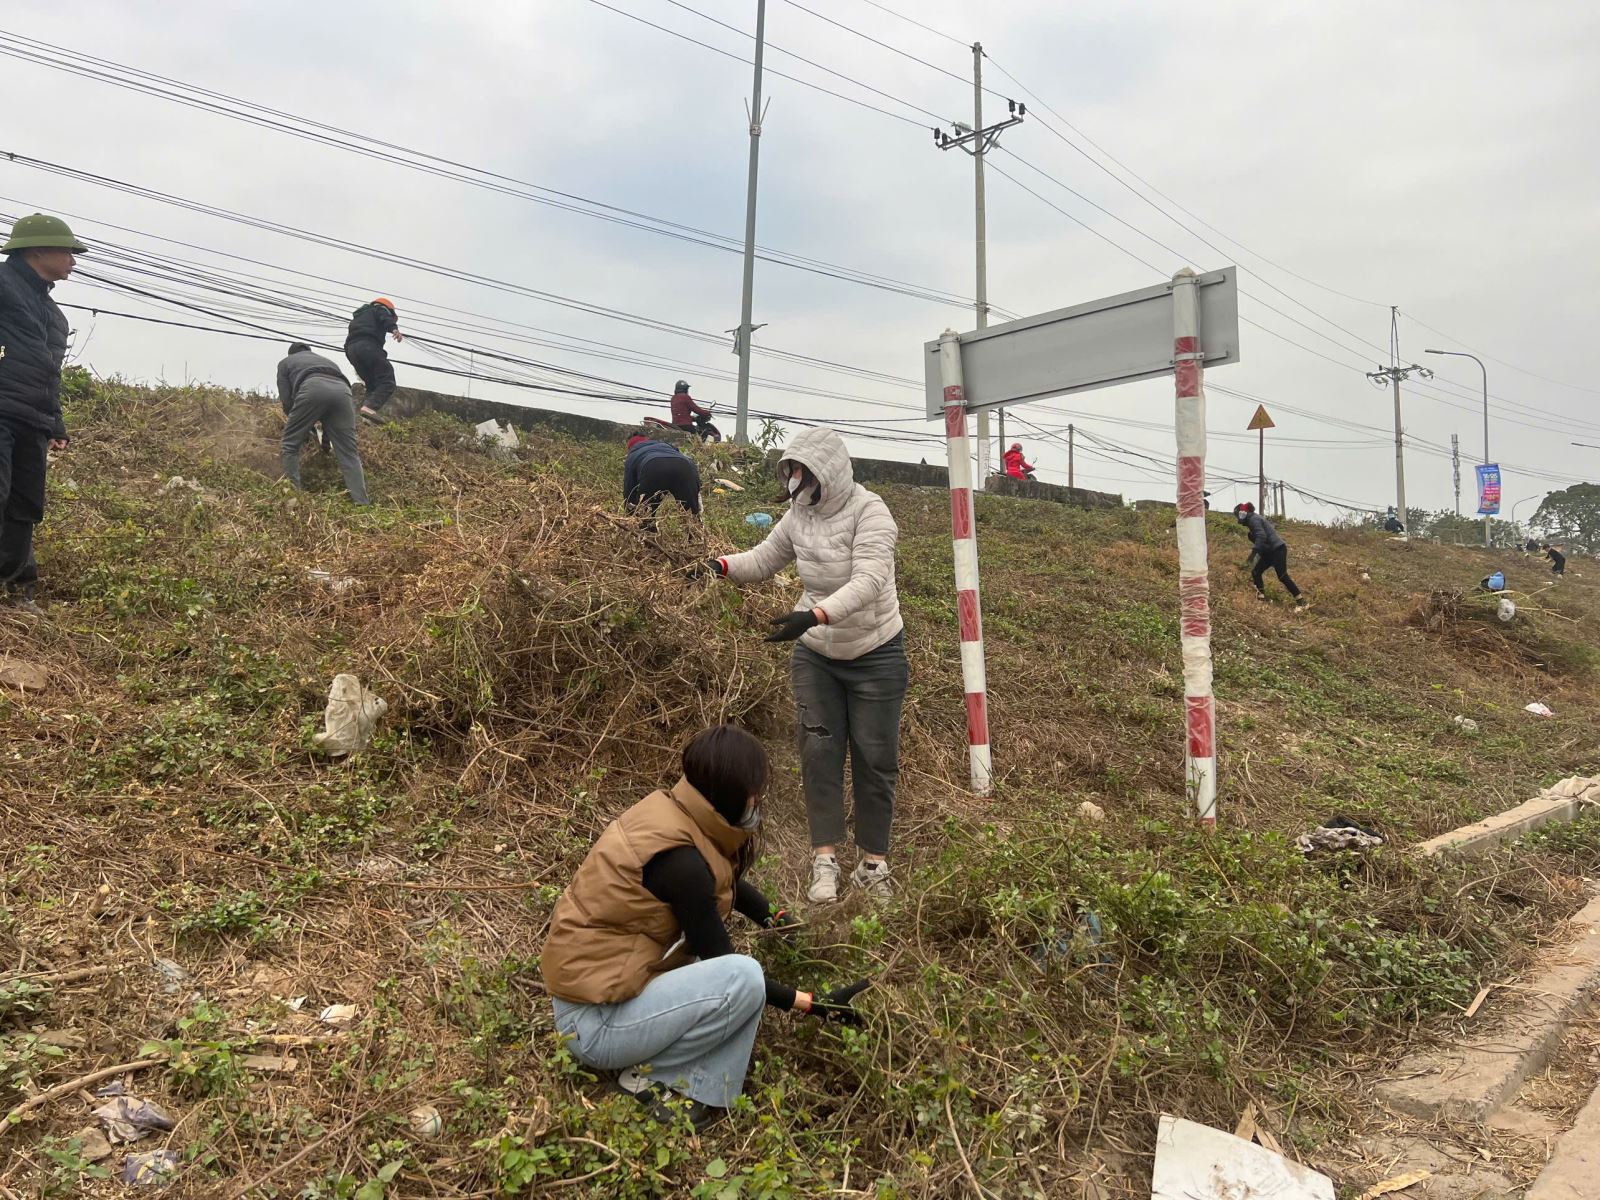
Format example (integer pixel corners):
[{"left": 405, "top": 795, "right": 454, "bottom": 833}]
[{"left": 787, "top": 475, "right": 805, "bottom": 498}]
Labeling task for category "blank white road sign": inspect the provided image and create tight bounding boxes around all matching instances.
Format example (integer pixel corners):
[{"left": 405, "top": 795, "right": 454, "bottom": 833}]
[{"left": 924, "top": 267, "right": 1240, "bottom": 417}]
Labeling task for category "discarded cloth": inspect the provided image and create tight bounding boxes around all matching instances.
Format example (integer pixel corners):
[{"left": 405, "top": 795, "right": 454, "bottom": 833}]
[{"left": 1296, "top": 815, "right": 1384, "bottom": 856}]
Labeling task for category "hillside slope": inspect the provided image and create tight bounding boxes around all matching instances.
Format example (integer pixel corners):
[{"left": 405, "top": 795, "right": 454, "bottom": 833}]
[{"left": 1, "top": 378, "right": 1597, "bottom": 1198}]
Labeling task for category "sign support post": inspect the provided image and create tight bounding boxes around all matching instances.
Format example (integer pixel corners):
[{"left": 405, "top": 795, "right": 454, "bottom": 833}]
[
  {"left": 1172, "top": 270, "right": 1216, "bottom": 825},
  {"left": 938, "top": 329, "right": 992, "bottom": 795}
]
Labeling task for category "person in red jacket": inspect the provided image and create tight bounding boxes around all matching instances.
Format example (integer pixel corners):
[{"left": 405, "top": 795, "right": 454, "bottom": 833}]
[
  {"left": 1003, "top": 442, "right": 1035, "bottom": 480},
  {"left": 668, "top": 381, "right": 720, "bottom": 442}
]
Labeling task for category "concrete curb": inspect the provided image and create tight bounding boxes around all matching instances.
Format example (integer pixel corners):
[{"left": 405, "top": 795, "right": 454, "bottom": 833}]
[
  {"left": 1525, "top": 1071, "right": 1600, "bottom": 1199},
  {"left": 1374, "top": 895, "right": 1600, "bottom": 1123},
  {"left": 1414, "top": 776, "right": 1598, "bottom": 858}
]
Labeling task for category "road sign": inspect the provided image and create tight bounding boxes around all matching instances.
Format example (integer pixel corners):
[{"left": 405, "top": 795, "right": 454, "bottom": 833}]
[
  {"left": 1246, "top": 404, "right": 1275, "bottom": 431},
  {"left": 924, "top": 267, "right": 1239, "bottom": 417}
]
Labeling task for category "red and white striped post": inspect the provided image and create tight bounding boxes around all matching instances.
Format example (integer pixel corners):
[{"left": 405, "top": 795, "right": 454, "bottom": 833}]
[
  {"left": 938, "top": 329, "right": 993, "bottom": 795},
  {"left": 1171, "top": 269, "right": 1216, "bottom": 825}
]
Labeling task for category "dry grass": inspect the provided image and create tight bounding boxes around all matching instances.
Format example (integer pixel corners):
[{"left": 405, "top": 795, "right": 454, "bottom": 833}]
[{"left": 0, "top": 377, "right": 1598, "bottom": 1197}]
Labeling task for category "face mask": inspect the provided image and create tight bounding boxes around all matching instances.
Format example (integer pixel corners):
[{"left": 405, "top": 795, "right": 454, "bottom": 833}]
[
  {"left": 787, "top": 475, "right": 805, "bottom": 498},
  {"left": 738, "top": 803, "right": 763, "bottom": 832}
]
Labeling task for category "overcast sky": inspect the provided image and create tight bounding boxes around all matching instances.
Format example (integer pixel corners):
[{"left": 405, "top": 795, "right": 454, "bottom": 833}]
[{"left": 3, "top": 0, "right": 1597, "bottom": 519}]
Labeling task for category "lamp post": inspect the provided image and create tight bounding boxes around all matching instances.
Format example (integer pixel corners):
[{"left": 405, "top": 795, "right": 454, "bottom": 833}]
[
  {"left": 1508, "top": 492, "right": 1544, "bottom": 547},
  {"left": 1425, "top": 349, "right": 1489, "bottom": 547}
]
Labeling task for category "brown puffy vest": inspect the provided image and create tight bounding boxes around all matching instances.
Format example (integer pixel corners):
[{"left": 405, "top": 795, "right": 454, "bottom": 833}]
[{"left": 540, "top": 778, "right": 750, "bottom": 1005}]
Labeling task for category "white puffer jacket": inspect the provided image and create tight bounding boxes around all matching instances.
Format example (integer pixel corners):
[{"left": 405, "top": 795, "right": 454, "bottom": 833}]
[{"left": 722, "top": 426, "right": 902, "bottom": 661}]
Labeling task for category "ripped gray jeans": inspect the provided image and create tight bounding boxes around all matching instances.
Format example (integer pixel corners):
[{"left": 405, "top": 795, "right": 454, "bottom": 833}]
[{"left": 791, "top": 631, "right": 909, "bottom": 856}]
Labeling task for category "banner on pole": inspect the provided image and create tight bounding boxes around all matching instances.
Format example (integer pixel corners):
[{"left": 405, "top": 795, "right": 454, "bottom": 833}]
[{"left": 1476, "top": 464, "right": 1502, "bottom": 515}]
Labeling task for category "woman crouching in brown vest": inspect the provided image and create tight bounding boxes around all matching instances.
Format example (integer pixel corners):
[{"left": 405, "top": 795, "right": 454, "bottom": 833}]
[{"left": 540, "top": 726, "right": 869, "bottom": 1129}]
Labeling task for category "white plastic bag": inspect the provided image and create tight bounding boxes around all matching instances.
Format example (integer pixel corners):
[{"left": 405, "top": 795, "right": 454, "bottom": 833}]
[
  {"left": 1497, "top": 598, "right": 1516, "bottom": 623},
  {"left": 312, "top": 674, "right": 388, "bottom": 756}
]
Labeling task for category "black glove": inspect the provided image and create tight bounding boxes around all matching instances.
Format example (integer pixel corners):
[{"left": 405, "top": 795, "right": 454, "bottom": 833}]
[
  {"left": 765, "top": 609, "right": 820, "bottom": 643},
  {"left": 807, "top": 979, "right": 870, "bottom": 1025},
  {"left": 689, "top": 558, "right": 727, "bottom": 580}
]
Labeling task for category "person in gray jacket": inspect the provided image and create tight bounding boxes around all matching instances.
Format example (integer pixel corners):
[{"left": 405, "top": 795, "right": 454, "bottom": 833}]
[
  {"left": 275, "top": 344, "right": 369, "bottom": 505},
  {"left": 703, "top": 426, "right": 907, "bottom": 904},
  {"left": 1234, "top": 501, "right": 1305, "bottom": 606}
]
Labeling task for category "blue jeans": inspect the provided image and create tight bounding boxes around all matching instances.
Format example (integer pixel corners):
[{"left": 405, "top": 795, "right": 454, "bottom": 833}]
[{"left": 550, "top": 956, "right": 765, "bottom": 1108}]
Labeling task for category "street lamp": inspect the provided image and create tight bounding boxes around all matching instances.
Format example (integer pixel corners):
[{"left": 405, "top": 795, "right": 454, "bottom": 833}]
[
  {"left": 1573, "top": 441, "right": 1600, "bottom": 450},
  {"left": 1508, "top": 492, "right": 1545, "bottom": 547},
  {"left": 1425, "top": 348, "right": 1490, "bottom": 547}
]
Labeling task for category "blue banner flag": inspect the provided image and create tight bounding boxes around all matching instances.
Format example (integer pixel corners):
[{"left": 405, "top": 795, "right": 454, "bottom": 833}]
[{"left": 1476, "top": 464, "right": 1502, "bottom": 516}]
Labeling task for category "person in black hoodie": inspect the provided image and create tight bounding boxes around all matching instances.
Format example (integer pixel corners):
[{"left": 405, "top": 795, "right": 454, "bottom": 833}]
[
  {"left": 344, "top": 298, "right": 402, "bottom": 422},
  {"left": 0, "top": 213, "right": 85, "bottom": 613},
  {"left": 1235, "top": 501, "right": 1307, "bottom": 607},
  {"left": 623, "top": 432, "right": 701, "bottom": 524}
]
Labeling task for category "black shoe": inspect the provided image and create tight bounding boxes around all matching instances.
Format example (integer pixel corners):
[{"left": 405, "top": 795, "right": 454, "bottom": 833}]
[{"left": 614, "top": 1070, "right": 725, "bottom": 1131}]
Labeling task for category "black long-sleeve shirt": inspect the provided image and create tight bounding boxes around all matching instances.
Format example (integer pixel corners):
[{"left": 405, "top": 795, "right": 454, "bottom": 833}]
[{"left": 640, "top": 846, "right": 796, "bottom": 1010}]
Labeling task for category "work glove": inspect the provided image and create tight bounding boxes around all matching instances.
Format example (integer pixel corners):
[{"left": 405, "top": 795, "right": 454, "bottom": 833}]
[
  {"left": 767, "top": 907, "right": 802, "bottom": 931},
  {"left": 688, "top": 558, "right": 727, "bottom": 580},
  {"left": 806, "top": 979, "right": 871, "bottom": 1025},
  {"left": 765, "top": 609, "right": 820, "bottom": 643}
]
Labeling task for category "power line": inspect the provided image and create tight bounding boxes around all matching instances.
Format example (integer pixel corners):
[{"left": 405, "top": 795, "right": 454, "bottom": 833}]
[{"left": 0, "top": 28, "right": 988, "bottom": 314}]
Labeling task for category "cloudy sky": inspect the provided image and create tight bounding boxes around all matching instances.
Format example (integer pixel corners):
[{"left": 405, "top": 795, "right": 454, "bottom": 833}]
[{"left": 3, "top": 0, "right": 1597, "bottom": 519}]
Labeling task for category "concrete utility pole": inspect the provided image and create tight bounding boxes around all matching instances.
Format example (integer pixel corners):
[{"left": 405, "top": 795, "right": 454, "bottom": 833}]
[
  {"left": 1426, "top": 348, "right": 1490, "bottom": 547},
  {"left": 1067, "top": 423, "right": 1075, "bottom": 490},
  {"left": 1366, "top": 306, "right": 1432, "bottom": 535},
  {"left": 1451, "top": 433, "right": 1461, "bottom": 517},
  {"left": 732, "top": 0, "right": 768, "bottom": 445},
  {"left": 934, "top": 48, "right": 1023, "bottom": 490}
]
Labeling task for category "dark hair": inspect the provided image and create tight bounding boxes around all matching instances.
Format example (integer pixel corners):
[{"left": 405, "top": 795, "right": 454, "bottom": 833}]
[
  {"left": 682, "top": 725, "right": 768, "bottom": 826},
  {"left": 287, "top": 342, "right": 311, "bottom": 354}
]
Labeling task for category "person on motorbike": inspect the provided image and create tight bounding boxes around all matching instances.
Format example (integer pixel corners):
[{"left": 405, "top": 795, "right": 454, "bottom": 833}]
[{"left": 669, "top": 381, "right": 720, "bottom": 442}]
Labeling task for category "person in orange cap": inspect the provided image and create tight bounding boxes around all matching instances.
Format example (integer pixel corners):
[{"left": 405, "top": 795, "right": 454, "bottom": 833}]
[{"left": 344, "top": 297, "right": 403, "bottom": 423}]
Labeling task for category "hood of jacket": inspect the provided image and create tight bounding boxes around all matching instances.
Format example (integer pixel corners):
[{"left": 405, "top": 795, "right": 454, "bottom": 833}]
[{"left": 782, "top": 426, "right": 854, "bottom": 519}]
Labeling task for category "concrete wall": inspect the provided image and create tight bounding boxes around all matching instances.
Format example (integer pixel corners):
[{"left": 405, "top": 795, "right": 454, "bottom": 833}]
[{"left": 380, "top": 385, "right": 1123, "bottom": 509}]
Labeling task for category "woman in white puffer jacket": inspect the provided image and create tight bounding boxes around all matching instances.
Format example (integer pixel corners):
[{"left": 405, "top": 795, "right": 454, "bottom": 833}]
[{"left": 707, "top": 427, "right": 907, "bottom": 903}]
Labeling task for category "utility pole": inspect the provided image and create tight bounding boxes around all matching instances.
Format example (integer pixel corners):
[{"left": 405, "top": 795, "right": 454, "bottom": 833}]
[
  {"left": 1451, "top": 433, "right": 1461, "bottom": 517},
  {"left": 732, "top": 0, "right": 768, "bottom": 445},
  {"left": 1366, "top": 306, "right": 1432, "bottom": 536},
  {"left": 934, "top": 52, "right": 1024, "bottom": 490},
  {"left": 1067, "top": 423, "right": 1075, "bottom": 490}
]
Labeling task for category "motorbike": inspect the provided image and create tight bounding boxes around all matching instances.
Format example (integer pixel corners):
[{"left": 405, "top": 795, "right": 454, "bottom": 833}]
[{"left": 644, "top": 403, "right": 722, "bottom": 443}]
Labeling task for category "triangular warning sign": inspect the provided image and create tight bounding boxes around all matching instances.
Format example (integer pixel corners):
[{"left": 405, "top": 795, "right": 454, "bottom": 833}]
[{"left": 1246, "top": 404, "right": 1276, "bottom": 431}]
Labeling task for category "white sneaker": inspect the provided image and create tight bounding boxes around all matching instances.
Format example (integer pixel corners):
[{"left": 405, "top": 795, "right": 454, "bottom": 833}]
[
  {"left": 851, "top": 859, "right": 892, "bottom": 901},
  {"left": 617, "top": 1067, "right": 650, "bottom": 1095},
  {"left": 807, "top": 855, "right": 840, "bottom": 904}
]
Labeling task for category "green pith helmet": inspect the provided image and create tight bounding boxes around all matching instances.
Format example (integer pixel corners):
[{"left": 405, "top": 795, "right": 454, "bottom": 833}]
[{"left": 2, "top": 213, "right": 88, "bottom": 254}]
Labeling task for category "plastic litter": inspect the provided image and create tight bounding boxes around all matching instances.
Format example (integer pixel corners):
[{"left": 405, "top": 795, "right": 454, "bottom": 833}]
[
  {"left": 312, "top": 674, "right": 388, "bottom": 757},
  {"left": 151, "top": 958, "right": 189, "bottom": 995},
  {"left": 1497, "top": 598, "right": 1516, "bottom": 623},
  {"left": 306, "top": 569, "right": 358, "bottom": 595},
  {"left": 745, "top": 511, "right": 774, "bottom": 529},
  {"left": 1482, "top": 571, "right": 1505, "bottom": 591},
  {"left": 121, "top": 1149, "right": 180, "bottom": 1186},
  {"left": 1452, "top": 715, "right": 1479, "bottom": 734},
  {"left": 409, "top": 1104, "right": 444, "bottom": 1138},
  {"left": 70, "top": 1125, "right": 113, "bottom": 1163},
  {"left": 93, "top": 1096, "right": 175, "bottom": 1144},
  {"left": 1077, "top": 801, "right": 1106, "bottom": 821},
  {"left": 159, "top": 476, "right": 204, "bottom": 496},
  {"left": 1152, "top": 1113, "right": 1334, "bottom": 1200},
  {"left": 319, "top": 1003, "right": 359, "bottom": 1029},
  {"left": 1296, "top": 815, "right": 1384, "bottom": 856},
  {"left": 473, "top": 418, "right": 520, "bottom": 450},
  {"left": 1525, "top": 702, "right": 1555, "bottom": 718}
]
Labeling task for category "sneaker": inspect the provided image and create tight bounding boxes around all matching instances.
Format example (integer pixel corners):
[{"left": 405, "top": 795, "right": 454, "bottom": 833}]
[
  {"left": 1294, "top": 594, "right": 1311, "bottom": 610},
  {"left": 359, "top": 406, "right": 382, "bottom": 424},
  {"left": 1254, "top": 591, "right": 1269, "bottom": 602},
  {"left": 614, "top": 1069, "right": 723, "bottom": 1130},
  {"left": 807, "top": 854, "right": 840, "bottom": 904},
  {"left": 3, "top": 586, "right": 44, "bottom": 616},
  {"left": 851, "top": 858, "right": 892, "bottom": 901}
]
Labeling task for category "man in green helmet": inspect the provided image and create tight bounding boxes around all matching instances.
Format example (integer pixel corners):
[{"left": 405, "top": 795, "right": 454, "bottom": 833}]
[{"left": 0, "top": 213, "right": 84, "bottom": 613}]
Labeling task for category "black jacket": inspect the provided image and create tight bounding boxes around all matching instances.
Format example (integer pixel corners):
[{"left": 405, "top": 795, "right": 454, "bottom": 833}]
[
  {"left": 345, "top": 302, "right": 397, "bottom": 348},
  {"left": 276, "top": 349, "right": 351, "bottom": 414},
  {"left": 0, "top": 254, "right": 69, "bottom": 439},
  {"left": 1242, "top": 511, "right": 1286, "bottom": 554}
]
